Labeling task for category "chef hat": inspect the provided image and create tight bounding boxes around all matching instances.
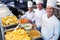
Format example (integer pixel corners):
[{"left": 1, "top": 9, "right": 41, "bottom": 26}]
[
  {"left": 27, "top": 1, "right": 33, "bottom": 7},
  {"left": 36, "top": 0, "right": 43, "bottom": 4},
  {"left": 47, "top": 0, "right": 56, "bottom": 8}
]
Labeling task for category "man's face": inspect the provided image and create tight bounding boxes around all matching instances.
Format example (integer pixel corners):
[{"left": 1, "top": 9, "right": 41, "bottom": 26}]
[
  {"left": 46, "top": 6, "right": 54, "bottom": 16},
  {"left": 36, "top": 3, "right": 42, "bottom": 10},
  {"left": 28, "top": 7, "right": 33, "bottom": 12}
]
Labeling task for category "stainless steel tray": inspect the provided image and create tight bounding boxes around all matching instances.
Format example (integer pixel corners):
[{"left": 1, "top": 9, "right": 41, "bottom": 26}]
[
  {"left": 4, "top": 27, "right": 33, "bottom": 40},
  {"left": 28, "top": 29, "right": 42, "bottom": 39},
  {"left": 1, "top": 15, "right": 19, "bottom": 28}
]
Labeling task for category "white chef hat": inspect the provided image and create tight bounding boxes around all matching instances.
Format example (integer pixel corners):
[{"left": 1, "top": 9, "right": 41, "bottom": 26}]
[
  {"left": 36, "top": 0, "right": 43, "bottom": 4},
  {"left": 47, "top": 0, "right": 56, "bottom": 8},
  {"left": 27, "top": 1, "right": 33, "bottom": 7}
]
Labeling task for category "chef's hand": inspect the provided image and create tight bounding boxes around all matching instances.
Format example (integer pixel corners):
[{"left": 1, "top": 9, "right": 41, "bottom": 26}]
[
  {"left": 28, "top": 20, "right": 32, "bottom": 23},
  {"left": 32, "top": 24, "right": 36, "bottom": 29}
]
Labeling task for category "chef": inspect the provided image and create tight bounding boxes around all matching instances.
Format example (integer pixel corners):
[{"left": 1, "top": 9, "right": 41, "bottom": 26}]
[
  {"left": 33, "top": 0, "right": 46, "bottom": 31},
  {"left": 41, "top": 0, "right": 59, "bottom": 40},
  {"left": 21, "top": 1, "right": 34, "bottom": 23}
]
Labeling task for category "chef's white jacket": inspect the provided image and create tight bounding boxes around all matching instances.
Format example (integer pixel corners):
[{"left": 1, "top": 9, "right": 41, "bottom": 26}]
[
  {"left": 34, "top": 8, "right": 46, "bottom": 28},
  {"left": 41, "top": 14, "right": 59, "bottom": 40},
  {"left": 21, "top": 11, "right": 34, "bottom": 22}
]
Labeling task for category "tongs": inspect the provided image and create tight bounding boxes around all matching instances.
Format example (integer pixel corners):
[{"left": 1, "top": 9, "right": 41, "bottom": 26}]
[{"left": 14, "top": 23, "right": 22, "bottom": 31}]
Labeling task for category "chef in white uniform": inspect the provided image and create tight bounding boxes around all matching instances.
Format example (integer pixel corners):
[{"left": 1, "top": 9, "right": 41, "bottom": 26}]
[
  {"left": 34, "top": 0, "right": 46, "bottom": 31},
  {"left": 41, "top": 0, "right": 59, "bottom": 40},
  {"left": 21, "top": 1, "right": 34, "bottom": 23}
]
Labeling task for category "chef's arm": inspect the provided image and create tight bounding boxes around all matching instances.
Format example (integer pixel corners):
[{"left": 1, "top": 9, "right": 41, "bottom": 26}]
[
  {"left": 30, "top": 15, "right": 35, "bottom": 23},
  {"left": 27, "top": 17, "right": 35, "bottom": 24},
  {"left": 21, "top": 14, "right": 26, "bottom": 18},
  {"left": 50, "top": 22, "right": 59, "bottom": 40},
  {"left": 31, "top": 17, "right": 35, "bottom": 22},
  {"left": 50, "top": 34, "right": 59, "bottom": 40}
]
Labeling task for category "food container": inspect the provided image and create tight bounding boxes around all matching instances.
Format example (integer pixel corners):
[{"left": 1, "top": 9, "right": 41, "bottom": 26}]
[
  {"left": 1, "top": 15, "right": 19, "bottom": 27},
  {"left": 21, "top": 23, "right": 32, "bottom": 30},
  {"left": 28, "top": 29, "right": 42, "bottom": 40},
  {"left": 4, "top": 27, "right": 32, "bottom": 40},
  {"left": 19, "top": 18, "right": 29, "bottom": 24}
]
